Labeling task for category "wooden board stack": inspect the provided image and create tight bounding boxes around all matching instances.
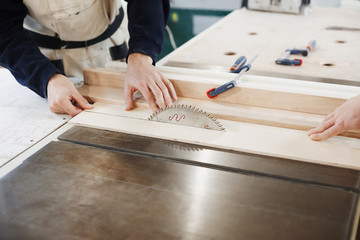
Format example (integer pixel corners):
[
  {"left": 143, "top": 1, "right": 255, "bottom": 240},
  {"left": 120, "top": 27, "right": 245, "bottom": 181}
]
[{"left": 70, "top": 62, "right": 360, "bottom": 170}]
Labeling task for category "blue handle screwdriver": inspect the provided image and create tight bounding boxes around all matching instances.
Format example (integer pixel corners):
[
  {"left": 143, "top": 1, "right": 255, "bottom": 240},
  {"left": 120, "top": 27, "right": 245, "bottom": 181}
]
[
  {"left": 286, "top": 40, "right": 316, "bottom": 57},
  {"left": 207, "top": 54, "right": 259, "bottom": 99},
  {"left": 276, "top": 40, "right": 316, "bottom": 66},
  {"left": 229, "top": 56, "right": 247, "bottom": 73}
]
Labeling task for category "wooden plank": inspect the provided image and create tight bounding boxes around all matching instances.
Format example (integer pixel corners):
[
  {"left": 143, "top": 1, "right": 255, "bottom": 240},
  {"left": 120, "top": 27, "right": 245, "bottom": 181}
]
[
  {"left": 80, "top": 66, "right": 360, "bottom": 138},
  {"left": 84, "top": 100, "right": 360, "bottom": 139},
  {"left": 83, "top": 67, "right": 359, "bottom": 115},
  {"left": 75, "top": 65, "right": 360, "bottom": 169},
  {"left": 69, "top": 111, "right": 360, "bottom": 170}
]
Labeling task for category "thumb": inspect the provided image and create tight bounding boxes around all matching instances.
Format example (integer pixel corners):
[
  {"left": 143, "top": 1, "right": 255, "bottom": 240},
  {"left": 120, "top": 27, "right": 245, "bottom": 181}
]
[
  {"left": 124, "top": 85, "right": 135, "bottom": 111},
  {"left": 72, "top": 90, "right": 93, "bottom": 110}
]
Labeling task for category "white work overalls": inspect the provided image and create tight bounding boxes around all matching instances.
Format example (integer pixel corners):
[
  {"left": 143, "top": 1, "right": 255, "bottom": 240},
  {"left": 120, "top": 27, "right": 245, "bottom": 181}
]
[{"left": 23, "top": 0, "right": 129, "bottom": 77}]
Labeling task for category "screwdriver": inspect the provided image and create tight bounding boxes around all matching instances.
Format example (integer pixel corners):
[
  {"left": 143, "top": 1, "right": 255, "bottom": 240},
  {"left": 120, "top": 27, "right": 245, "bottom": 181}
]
[
  {"left": 276, "top": 40, "right": 316, "bottom": 66},
  {"left": 229, "top": 56, "right": 247, "bottom": 73},
  {"left": 275, "top": 50, "right": 302, "bottom": 66},
  {"left": 207, "top": 54, "right": 259, "bottom": 99},
  {"left": 286, "top": 40, "right": 316, "bottom": 57}
]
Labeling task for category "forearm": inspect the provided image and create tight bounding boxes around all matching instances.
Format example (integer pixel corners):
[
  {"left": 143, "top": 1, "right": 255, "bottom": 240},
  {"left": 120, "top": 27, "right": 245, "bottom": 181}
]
[
  {"left": 0, "top": 0, "right": 60, "bottom": 98},
  {"left": 125, "top": 0, "right": 170, "bottom": 63}
]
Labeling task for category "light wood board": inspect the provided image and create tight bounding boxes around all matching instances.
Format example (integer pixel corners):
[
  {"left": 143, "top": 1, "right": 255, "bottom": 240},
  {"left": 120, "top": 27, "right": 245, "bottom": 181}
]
[
  {"left": 69, "top": 65, "right": 360, "bottom": 169},
  {"left": 159, "top": 8, "right": 360, "bottom": 83},
  {"left": 70, "top": 108, "right": 360, "bottom": 170},
  {"left": 80, "top": 88, "right": 360, "bottom": 138},
  {"left": 84, "top": 65, "right": 360, "bottom": 115},
  {"left": 81, "top": 65, "right": 360, "bottom": 138}
]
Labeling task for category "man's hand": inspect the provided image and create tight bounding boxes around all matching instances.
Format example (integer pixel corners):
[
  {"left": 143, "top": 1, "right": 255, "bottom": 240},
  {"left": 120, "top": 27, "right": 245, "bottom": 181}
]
[
  {"left": 308, "top": 95, "right": 360, "bottom": 141},
  {"left": 125, "top": 52, "right": 177, "bottom": 112},
  {"left": 47, "top": 74, "right": 93, "bottom": 117}
]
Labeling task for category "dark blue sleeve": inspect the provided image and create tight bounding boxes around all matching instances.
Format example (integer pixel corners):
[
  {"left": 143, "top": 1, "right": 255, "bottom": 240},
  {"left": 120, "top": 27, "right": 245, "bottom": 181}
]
[
  {"left": 0, "top": 0, "right": 61, "bottom": 98},
  {"left": 125, "top": 0, "right": 170, "bottom": 63}
]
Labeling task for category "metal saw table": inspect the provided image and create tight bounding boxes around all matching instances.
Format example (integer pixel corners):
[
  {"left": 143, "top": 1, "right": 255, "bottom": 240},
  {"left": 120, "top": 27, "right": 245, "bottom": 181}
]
[{"left": 1, "top": 125, "right": 359, "bottom": 239}]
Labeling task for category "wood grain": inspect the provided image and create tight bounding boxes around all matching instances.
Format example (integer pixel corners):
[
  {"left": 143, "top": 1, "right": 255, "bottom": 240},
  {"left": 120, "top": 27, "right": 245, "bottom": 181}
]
[
  {"left": 80, "top": 66, "right": 360, "bottom": 138},
  {"left": 74, "top": 65, "right": 360, "bottom": 168},
  {"left": 70, "top": 110, "right": 360, "bottom": 170},
  {"left": 82, "top": 67, "right": 357, "bottom": 115}
]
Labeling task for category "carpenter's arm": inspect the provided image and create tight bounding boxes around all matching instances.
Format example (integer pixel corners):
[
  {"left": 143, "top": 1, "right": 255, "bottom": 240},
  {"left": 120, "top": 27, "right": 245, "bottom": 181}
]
[
  {"left": 0, "top": 0, "right": 59, "bottom": 98},
  {"left": 124, "top": 0, "right": 177, "bottom": 112},
  {"left": 0, "top": 0, "right": 92, "bottom": 116}
]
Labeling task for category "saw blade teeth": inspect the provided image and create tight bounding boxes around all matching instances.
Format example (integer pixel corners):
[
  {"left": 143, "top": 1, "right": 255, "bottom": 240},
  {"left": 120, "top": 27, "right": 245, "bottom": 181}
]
[
  {"left": 148, "top": 113, "right": 154, "bottom": 120},
  {"left": 147, "top": 103, "right": 225, "bottom": 131}
]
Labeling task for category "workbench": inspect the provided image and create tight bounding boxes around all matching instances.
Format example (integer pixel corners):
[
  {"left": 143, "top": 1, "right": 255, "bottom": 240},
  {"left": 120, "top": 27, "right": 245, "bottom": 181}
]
[
  {"left": 1, "top": 5, "right": 360, "bottom": 240},
  {"left": 159, "top": 7, "right": 360, "bottom": 85}
]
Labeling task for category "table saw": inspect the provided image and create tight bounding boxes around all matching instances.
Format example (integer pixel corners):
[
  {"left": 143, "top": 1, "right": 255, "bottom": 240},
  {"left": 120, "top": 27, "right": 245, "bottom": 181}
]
[{"left": 1, "top": 6, "right": 360, "bottom": 240}]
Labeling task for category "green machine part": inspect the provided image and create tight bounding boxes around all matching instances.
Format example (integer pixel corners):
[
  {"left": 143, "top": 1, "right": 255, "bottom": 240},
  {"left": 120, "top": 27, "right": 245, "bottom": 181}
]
[{"left": 158, "top": 8, "right": 232, "bottom": 60}]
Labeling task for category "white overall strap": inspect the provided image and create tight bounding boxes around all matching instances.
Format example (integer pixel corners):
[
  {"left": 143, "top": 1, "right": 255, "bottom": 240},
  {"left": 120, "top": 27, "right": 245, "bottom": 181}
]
[{"left": 23, "top": 0, "right": 122, "bottom": 41}]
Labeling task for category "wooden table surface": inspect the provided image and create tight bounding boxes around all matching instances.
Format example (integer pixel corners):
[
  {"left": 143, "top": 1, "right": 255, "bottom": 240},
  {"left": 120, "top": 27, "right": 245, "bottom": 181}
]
[
  {"left": 0, "top": 69, "right": 69, "bottom": 167},
  {"left": 159, "top": 7, "right": 360, "bottom": 84}
]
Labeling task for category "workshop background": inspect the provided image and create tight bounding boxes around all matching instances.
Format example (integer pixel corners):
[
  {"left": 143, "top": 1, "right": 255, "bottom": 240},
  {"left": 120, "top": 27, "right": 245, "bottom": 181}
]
[{"left": 159, "top": 0, "right": 345, "bottom": 59}]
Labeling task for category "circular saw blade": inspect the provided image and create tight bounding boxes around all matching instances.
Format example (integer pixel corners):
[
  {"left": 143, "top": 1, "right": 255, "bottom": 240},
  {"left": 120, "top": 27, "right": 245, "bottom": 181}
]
[{"left": 148, "top": 104, "right": 225, "bottom": 131}]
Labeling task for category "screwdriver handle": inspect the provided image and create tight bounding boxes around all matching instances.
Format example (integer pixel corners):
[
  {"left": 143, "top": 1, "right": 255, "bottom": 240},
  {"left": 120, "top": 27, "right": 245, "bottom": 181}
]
[
  {"left": 307, "top": 40, "right": 316, "bottom": 52},
  {"left": 206, "top": 80, "right": 236, "bottom": 99},
  {"left": 275, "top": 58, "right": 302, "bottom": 66},
  {"left": 286, "top": 40, "right": 317, "bottom": 57},
  {"left": 230, "top": 56, "right": 247, "bottom": 73},
  {"left": 207, "top": 54, "right": 258, "bottom": 99},
  {"left": 286, "top": 49, "right": 308, "bottom": 56}
]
